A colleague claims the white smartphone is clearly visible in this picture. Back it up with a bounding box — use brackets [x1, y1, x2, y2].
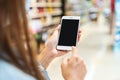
[56, 16, 80, 51]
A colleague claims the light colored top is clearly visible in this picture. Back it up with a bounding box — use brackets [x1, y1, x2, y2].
[0, 59, 50, 80]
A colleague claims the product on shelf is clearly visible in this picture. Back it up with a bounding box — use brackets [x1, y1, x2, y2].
[27, 0, 63, 51]
[65, 0, 91, 24]
[28, 0, 62, 27]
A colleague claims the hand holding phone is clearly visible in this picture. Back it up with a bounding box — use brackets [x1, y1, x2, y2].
[57, 16, 80, 51]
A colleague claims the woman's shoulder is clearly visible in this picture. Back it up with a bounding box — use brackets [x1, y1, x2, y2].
[0, 59, 36, 80]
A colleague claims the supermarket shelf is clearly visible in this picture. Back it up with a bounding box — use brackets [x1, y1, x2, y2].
[28, 0, 63, 52]
[30, 2, 62, 8]
[42, 18, 60, 26]
[65, 0, 90, 25]
[42, 21, 59, 27]
[30, 10, 62, 18]
[41, 22, 60, 31]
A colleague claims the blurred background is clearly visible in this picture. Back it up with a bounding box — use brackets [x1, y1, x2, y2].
[26, 0, 120, 80]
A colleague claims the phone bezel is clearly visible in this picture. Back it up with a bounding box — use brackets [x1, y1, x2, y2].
[56, 16, 80, 51]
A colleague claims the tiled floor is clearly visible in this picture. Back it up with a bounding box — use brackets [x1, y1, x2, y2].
[47, 15, 120, 80]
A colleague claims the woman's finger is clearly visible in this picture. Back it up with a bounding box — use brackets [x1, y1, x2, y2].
[55, 24, 61, 31]
[78, 30, 82, 42]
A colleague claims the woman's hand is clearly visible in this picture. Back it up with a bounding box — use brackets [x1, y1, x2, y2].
[61, 47, 87, 80]
[37, 25, 81, 69]
[45, 25, 68, 58]
[45, 25, 81, 58]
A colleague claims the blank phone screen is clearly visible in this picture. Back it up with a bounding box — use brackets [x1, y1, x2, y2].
[58, 19, 79, 46]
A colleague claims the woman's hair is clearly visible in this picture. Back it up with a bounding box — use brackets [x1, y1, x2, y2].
[0, 0, 45, 80]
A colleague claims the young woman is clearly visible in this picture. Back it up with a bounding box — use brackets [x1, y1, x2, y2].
[0, 0, 86, 80]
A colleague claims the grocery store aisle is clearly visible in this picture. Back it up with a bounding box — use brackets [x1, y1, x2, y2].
[47, 15, 120, 80]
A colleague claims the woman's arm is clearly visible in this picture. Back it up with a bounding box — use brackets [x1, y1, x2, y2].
[37, 25, 81, 69]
